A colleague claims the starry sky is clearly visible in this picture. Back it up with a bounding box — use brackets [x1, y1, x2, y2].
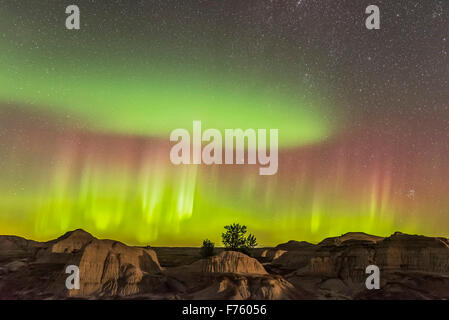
[0, 0, 448, 245]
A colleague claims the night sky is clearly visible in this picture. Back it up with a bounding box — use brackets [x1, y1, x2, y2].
[0, 0, 448, 245]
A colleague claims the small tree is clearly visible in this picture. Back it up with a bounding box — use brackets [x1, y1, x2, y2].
[222, 223, 257, 255]
[200, 239, 215, 258]
[245, 233, 258, 248]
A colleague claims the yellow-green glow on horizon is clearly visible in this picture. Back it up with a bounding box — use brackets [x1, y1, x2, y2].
[0, 145, 445, 246]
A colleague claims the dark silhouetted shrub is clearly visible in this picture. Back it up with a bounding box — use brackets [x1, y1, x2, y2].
[222, 223, 257, 255]
[200, 239, 215, 258]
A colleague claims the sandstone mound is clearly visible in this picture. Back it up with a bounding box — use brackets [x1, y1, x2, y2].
[1, 230, 165, 299]
[319, 232, 384, 246]
[270, 249, 317, 272]
[51, 229, 95, 254]
[70, 239, 162, 297]
[375, 232, 449, 273]
[166, 251, 304, 299]
[193, 251, 268, 275]
[190, 274, 302, 300]
[259, 249, 287, 262]
[0, 235, 43, 259]
[276, 240, 315, 251]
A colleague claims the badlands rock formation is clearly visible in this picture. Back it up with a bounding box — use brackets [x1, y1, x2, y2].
[163, 251, 305, 299]
[0, 230, 163, 298]
[193, 251, 268, 274]
[0, 230, 448, 299]
[271, 232, 449, 299]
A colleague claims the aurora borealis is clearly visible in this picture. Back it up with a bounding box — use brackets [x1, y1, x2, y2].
[0, 0, 448, 245]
